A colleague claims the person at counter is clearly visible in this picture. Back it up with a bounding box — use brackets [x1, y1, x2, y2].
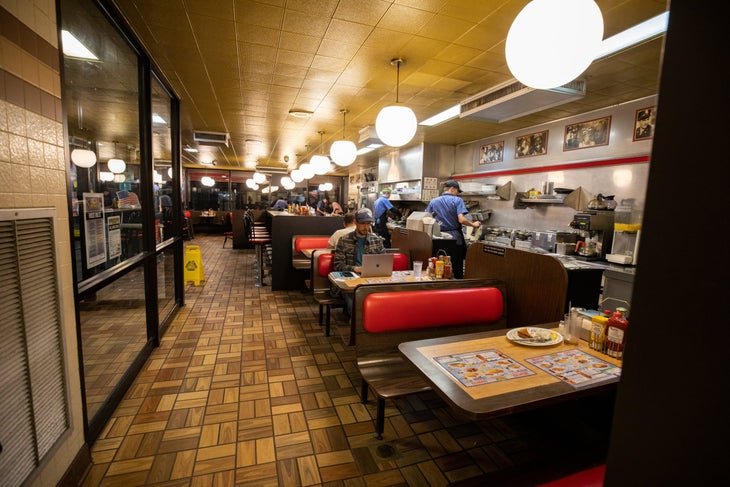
[332, 208, 385, 315]
[316, 196, 333, 216]
[373, 188, 401, 247]
[328, 212, 355, 248]
[331, 201, 344, 215]
[426, 180, 481, 279]
[271, 198, 288, 211]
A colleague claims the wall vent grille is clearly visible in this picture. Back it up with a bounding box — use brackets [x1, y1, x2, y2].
[0, 208, 68, 486]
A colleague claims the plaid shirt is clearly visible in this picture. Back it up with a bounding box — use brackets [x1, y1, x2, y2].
[333, 230, 385, 272]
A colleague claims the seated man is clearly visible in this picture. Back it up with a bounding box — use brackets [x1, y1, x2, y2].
[271, 198, 288, 211]
[332, 208, 385, 315]
[328, 212, 356, 248]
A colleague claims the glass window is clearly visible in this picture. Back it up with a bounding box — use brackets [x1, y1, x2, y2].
[63, 0, 141, 279]
[151, 76, 174, 243]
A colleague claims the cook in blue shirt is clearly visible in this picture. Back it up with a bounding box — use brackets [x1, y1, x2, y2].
[425, 180, 481, 278]
[373, 188, 401, 247]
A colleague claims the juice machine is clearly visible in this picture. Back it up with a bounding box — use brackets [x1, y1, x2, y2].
[568, 210, 615, 260]
[606, 207, 641, 265]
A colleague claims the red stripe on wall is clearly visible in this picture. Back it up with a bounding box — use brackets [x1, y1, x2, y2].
[453, 155, 650, 180]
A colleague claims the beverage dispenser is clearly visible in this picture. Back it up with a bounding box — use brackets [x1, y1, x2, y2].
[606, 206, 641, 265]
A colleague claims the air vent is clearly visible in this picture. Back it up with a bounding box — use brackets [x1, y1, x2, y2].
[460, 79, 586, 123]
[193, 131, 230, 147]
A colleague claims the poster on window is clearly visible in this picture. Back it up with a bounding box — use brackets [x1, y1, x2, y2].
[83, 193, 107, 268]
[107, 215, 121, 259]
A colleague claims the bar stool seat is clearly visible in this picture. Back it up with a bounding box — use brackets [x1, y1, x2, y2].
[245, 211, 271, 286]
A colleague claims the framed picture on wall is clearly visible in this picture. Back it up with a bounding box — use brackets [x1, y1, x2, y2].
[479, 141, 504, 164]
[564, 116, 611, 150]
[515, 131, 548, 158]
[633, 106, 656, 141]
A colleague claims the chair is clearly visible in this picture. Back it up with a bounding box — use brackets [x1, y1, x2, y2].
[311, 249, 344, 336]
[182, 210, 194, 240]
[245, 210, 272, 286]
[223, 212, 233, 247]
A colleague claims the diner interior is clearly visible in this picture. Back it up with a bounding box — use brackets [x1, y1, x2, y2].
[0, 0, 726, 486]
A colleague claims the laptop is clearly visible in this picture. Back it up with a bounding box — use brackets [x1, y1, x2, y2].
[359, 253, 394, 277]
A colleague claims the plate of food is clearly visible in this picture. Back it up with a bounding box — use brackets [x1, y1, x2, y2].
[506, 327, 563, 346]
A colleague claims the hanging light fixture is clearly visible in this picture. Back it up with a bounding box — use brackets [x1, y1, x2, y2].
[375, 58, 417, 147]
[201, 176, 215, 187]
[253, 172, 266, 184]
[330, 109, 357, 166]
[299, 163, 315, 180]
[290, 169, 304, 183]
[99, 171, 114, 182]
[505, 0, 603, 89]
[107, 141, 126, 174]
[71, 148, 97, 168]
[310, 131, 331, 175]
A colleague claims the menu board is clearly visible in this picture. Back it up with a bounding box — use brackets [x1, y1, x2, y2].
[434, 349, 535, 387]
[525, 349, 621, 388]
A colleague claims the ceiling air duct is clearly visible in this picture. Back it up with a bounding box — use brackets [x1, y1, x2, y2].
[459, 79, 586, 123]
[193, 130, 230, 147]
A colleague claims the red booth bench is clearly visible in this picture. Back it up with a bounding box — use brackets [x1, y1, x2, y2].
[352, 278, 507, 438]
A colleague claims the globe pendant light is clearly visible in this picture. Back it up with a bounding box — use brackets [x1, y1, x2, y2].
[310, 131, 331, 175]
[375, 58, 417, 147]
[71, 148, 97, 168]
[330, 109, 357, 166]
[505, 0, 603, 89]
[107, 141, 126, 174]
[300, 162, 315, 180]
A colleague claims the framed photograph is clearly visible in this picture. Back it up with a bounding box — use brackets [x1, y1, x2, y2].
[479, 141, 504, 164]
[633, 106, 656, 141]
[563, 116, 611, 151]
[515, 130, 548, 158]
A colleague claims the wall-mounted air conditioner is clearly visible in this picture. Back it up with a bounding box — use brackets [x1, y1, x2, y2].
[460, 79, 586, 123]
[193, 131, 230, 147]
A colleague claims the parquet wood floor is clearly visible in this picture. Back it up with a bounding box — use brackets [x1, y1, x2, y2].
[83, 234, 614, 487]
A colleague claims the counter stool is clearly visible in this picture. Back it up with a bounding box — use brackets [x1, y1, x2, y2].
[245, 211, 271, 286]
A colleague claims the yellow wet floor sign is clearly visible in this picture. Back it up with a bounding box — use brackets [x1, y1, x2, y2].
[184, 245, 205, 285]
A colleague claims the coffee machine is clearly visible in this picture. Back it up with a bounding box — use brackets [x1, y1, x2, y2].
[569, 210, 615, 260]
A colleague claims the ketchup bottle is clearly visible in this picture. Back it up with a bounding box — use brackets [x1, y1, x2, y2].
[605, 307, 628, 359]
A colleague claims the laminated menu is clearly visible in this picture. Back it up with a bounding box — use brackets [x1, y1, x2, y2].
[434, 349, 536, 387]
[525, 349, 621, 388]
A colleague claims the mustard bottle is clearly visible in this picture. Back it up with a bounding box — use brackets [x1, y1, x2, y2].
[589, 310, 611, 352]
[435, 260, 445, 279]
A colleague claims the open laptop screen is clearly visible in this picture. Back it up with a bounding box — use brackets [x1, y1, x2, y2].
[360, 253, 394, 277]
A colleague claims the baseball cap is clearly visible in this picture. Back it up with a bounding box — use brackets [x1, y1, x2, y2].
[355, 208, 375, 223]
[444, 179, 463, 193]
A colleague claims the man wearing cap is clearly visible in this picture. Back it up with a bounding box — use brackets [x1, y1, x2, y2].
[332, 208, 385, 315]
[373, 188, 401, 247]
[425, 180, 481, 279]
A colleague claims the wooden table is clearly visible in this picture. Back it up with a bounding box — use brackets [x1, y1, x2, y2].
[328, 270, 434, 293]
[398, 327, 622, 420]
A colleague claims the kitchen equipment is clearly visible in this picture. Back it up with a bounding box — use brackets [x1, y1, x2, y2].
[569, 210, 615, 260]
[606, 206, 641, 265]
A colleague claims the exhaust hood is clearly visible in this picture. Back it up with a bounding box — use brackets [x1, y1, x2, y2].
[459, 79, 586, 123]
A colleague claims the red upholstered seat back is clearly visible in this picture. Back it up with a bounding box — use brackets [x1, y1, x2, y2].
[295, 237, 330, 253]
[393, 253, 408, 271]
[362, 287, 504, 333]
[318, 253, 335, 277]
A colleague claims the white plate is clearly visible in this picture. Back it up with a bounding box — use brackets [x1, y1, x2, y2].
[506, 327, 563, 347]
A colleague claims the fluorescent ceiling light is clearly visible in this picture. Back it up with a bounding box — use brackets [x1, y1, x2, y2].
[183, 146, 198, 153]
[595, 12, 669, 59]
[420, 105, 460, 126]
[152, 113, 166, 124]
[61, 30, 98, 60]
[357, 143, 383, 155]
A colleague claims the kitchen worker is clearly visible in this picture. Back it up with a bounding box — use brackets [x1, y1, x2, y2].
[332, 208, 385, 316]
[425, 180, 481, 279]
[373, 188, 401, 247]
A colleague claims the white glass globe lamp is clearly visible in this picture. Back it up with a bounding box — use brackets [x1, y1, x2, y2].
[108, 158, 126, 174]
[310, 154, 330, 175]
[253, 172, 266, 184]
[300, 163, 315, 180]
[505, 0, 603, 89]
[71, 148, 97, 168]
[290, 170, 304, 183]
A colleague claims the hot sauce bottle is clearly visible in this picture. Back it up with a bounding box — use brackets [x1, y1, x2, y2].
[605, 307, 629, 359]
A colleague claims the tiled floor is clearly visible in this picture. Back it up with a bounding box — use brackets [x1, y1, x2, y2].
[82, 234, 614, 486]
